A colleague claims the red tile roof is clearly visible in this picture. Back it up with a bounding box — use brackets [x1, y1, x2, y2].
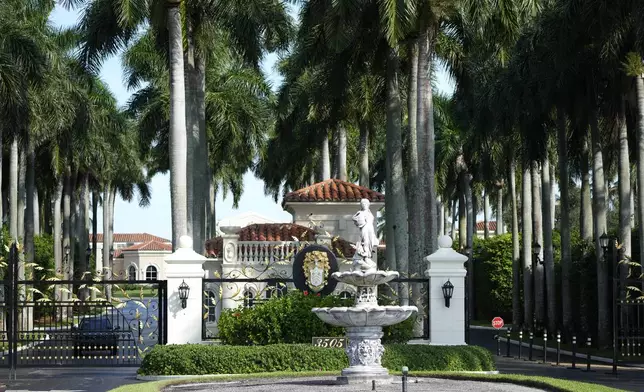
[89, 233, 170, 244]
[120, 240, 172, 252]
[283, 179, 385, 205]
[476, 221, 498, 231]
[204, 223, 355, 259]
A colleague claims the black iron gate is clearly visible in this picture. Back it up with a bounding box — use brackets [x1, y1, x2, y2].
[613, 276, 644, 370]
[1, 243, 167, 375]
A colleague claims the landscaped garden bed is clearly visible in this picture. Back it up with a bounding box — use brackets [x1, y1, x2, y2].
[137, 343, 495, 375]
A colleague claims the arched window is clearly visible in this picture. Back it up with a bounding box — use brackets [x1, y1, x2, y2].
[206, 290, 217, 322]
[128, 266, 137, 282]
[145, 266, 158, 281]
[339, 291, 353, 300]
[243, 289, 255, 308]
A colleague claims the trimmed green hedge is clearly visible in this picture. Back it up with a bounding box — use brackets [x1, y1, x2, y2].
[217, 291, 415, 345]
[138, 344, 495, 375]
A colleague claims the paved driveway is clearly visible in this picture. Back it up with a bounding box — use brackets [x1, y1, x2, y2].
[0, 367, 142, 391]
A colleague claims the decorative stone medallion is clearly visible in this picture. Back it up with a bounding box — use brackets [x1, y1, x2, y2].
[346, 339, 385, 366]
[293, 245, 338, 295]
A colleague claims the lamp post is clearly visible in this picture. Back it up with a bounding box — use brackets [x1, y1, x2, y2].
[531, 241, 542, 330]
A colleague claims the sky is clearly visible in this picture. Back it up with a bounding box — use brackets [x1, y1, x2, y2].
[49, 3, 455, 240]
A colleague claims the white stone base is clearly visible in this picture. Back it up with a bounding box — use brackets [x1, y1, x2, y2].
[337, 366, 393, 385]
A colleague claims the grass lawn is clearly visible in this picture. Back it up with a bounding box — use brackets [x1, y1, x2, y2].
[107, 371, 627, 392]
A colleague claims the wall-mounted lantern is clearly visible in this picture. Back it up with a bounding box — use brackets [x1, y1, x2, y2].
[442, 280, 454, 308]
[178, 280, 190, 309]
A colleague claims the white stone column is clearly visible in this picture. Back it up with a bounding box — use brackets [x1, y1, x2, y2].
[425, 235, 468, 345]
[220, 226, 241, 309]
[164, 235, 207, 344]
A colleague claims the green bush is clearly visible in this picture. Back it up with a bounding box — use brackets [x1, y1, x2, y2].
[138, 344, 495, 375]
[218, 291, 414, 345]
[472, 234, 513, 321]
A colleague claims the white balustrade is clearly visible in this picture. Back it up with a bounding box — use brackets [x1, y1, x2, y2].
[236, 241, 300, 264]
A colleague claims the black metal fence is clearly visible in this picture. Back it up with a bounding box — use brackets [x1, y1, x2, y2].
[1, 243, 167, 374]
[202, 276, 429, 341]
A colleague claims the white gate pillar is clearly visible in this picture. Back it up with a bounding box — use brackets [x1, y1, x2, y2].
[425, 235, 468, 345]
[164, 235, 207, 344]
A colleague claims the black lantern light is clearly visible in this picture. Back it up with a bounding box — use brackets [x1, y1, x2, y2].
[599, 232, 610, 254]
[532, 241, 541, 257]
[178, 280, 190, 309]
[442, 280, 454, 308]
[64, 245, 70, 260]
[86, 245, 92, 257]
[109, 247, 114, 260]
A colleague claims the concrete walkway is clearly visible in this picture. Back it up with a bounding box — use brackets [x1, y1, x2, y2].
[165, 376, 544, 392]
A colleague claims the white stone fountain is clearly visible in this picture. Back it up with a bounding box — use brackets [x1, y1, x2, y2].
[312, 199, 417, 384]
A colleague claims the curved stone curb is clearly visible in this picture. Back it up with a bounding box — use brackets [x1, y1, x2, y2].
[136, 371, 499, 381]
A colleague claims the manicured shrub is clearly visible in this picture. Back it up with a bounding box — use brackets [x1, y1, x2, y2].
[138, 343, 496, 375]
[217, 291, 414, 345]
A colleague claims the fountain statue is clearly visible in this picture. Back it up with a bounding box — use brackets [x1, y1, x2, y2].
[312, 199, 418, 384]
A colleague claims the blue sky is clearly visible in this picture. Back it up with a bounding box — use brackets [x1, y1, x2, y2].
[49, 3, 454, 240]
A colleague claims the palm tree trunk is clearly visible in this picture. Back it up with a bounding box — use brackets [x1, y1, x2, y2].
[450, 198, 457, 238]
[359, 123, 370, 187]
[438, 197, 445, 236]
[208, 179, 216, 239]
[532, 163, 544, 324]
[18, 149, 25, 238]
[24, 133, 35, 265]
[618, 99, 632, 307]
[102, 183, 111, 281]
[459, 193, 466, 248]
[483, 190, 490, 239]
[91, 189, 98, 279]
[557, 106, 572, 332]
[418, 25, 437, 255]
[590, 112, 609, 346]
[542, 155, 556, 333]
[386, 47, 409, 304]
[167, 2, 188, 249]
[464, 173, 474, 320]
[62, 169, 72, 298]
[496, 185, 503, 235]
[522, 162, 533, 328]
[194, 52, 208, 254]
[407, 39, 424, 279]
[320, 134, 330, 180]
[636, 75, 644, 272]
[184, 18, 197, 241]
[53, 178, 63, 308]
[580, 136, 593, 241]
[9, 139, 18, 241]
[510, 155, 521, 325]
[331, 130, 339, 179]
[337, 127, 347, 181]
[33, 189, 39, 235]
[550, 164, 556, 229]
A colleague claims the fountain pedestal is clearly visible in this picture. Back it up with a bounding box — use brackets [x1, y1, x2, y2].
[339, 326, 390, 383]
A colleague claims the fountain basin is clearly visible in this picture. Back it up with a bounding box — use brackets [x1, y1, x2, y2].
[332, 270, 399, 287]
[312, 305, 417, 328]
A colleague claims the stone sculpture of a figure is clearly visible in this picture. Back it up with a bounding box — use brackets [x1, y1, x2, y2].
[351, 199, 379, 271]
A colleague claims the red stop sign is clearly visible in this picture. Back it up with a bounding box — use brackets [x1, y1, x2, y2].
[492, 317, 504, 329]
